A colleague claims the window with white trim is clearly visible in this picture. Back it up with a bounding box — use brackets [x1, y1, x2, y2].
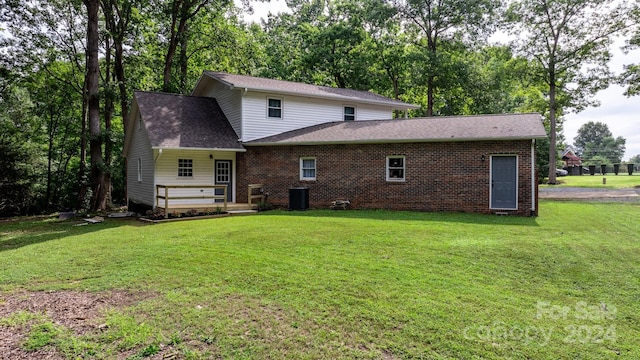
[137, 158, 142, 182]
[268, 98, 282, 118]
[178, 158, 193, 177]
[344, 106, 355, 121]
[300, 157, 316, 181]
[386, 156, 405, 182]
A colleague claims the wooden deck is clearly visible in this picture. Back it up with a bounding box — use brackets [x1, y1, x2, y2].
[157, 202, 258, 214]
[155, 184, 265, 218]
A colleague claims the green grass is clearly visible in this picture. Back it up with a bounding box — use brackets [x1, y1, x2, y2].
[1, 203, 639, 359]
[541, 173, 640, 189]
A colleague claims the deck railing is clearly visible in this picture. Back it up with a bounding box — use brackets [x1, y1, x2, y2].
[248, 184, 265, 206]
[156, 184, 227, 218]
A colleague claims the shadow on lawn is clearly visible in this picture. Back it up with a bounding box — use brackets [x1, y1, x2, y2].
[263, 209, 541, 227]
[0, 217, 145, 253]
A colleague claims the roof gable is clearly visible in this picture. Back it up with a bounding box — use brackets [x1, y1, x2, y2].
[244, 113, 547, 145]
[201, 71, 419, 110]
[133, 91, 244, 150]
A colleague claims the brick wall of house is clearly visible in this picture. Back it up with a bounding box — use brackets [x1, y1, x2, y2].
[237, 140, 537, 216]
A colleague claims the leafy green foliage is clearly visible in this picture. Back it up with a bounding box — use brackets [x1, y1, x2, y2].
[506, 0, 635, 183]
[620, 9, 640, 96]
[0, 85, 43, 216]
[574, 121, 626, 164]
[400, 0, 502, 116]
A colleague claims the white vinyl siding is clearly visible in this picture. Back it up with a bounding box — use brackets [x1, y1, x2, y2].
[126, 113, 155, 206]
[241, 92, 393, 141]
[191, 78, 242, 139]
[300, 157, 316, 180]
[155, 149, 237, 205]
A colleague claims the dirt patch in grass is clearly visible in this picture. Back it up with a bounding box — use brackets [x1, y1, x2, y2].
[0, 290, 152, 359]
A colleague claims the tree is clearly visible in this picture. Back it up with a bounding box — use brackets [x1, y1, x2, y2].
[158, 0, 237, 92]
[574, 121, 612, 153]
[628, 154, 640, 170]
[574, 121, 626, 164]
[83, 0, 109, 210]
[361, 0, 407, 102]
[258, 0, 376, 90]
[28, 63, 84, 211]
[1, 0, 94, 211]
[0, 82, 42, 216]
[506, 0, 636, 184]
[397, 0, 502, 116]
[101, 0, 138, 131]
[620, 29, 640, 96]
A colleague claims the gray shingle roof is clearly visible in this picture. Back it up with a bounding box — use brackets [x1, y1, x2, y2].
[244, 113, 547, 145]
[135, 91, 244, 150]
[203, 71, 420, 110]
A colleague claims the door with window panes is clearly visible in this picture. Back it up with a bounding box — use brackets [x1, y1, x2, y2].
[215, 160, 232, 202]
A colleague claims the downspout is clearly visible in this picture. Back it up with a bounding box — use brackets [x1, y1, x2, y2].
[531, 139, 536, 216]
[154, 148, 163, 163]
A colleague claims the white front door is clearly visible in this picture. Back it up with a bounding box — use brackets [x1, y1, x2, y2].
[215, 160, 232, 202]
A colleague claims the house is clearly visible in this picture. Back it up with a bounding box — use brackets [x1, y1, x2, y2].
[123, 72, 547, 216]
[561, 146, 583, 175]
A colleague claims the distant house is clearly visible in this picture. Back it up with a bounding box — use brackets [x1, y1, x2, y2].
[561, 146, 583, 175]
[123, 72, 547, 216]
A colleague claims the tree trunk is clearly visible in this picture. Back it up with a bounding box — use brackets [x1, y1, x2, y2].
[84, 0, 106, 211]
[115, 42, 128, 129]
[102, 0, 132, 204]
[45, 115, 54, 212]
[548, 73, 557, 185]
[162, 1, 209, 92]
[426, 75, 434, 117]
[179, 23, 189, 94]
[104, 37, 114, 209]
[163, 35, 179, 91]
[426, 33, 437, 117]
[163, 0, 183, 92]
[76, 83, 88, 210]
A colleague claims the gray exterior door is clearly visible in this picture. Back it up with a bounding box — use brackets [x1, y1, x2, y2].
[491, 156, 517, 209]
[215, 160, 232, 202]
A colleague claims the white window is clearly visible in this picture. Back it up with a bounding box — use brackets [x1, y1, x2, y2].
[344, 106, 355, 121]
[268, 98, 282, 118]
[178, 158, 193, 177]
[300, 157, 316, 181]
[137, 158, 142, 182]
[386, 156, 405, 182]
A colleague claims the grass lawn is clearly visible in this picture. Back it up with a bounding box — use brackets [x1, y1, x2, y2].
[1, 202, 639, 359]
[540, 173, 640, 189]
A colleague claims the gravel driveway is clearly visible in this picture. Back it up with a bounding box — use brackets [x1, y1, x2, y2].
[539, 187, 640, 202]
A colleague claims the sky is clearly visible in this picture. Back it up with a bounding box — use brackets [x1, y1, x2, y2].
[238, 0, 640, 161]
